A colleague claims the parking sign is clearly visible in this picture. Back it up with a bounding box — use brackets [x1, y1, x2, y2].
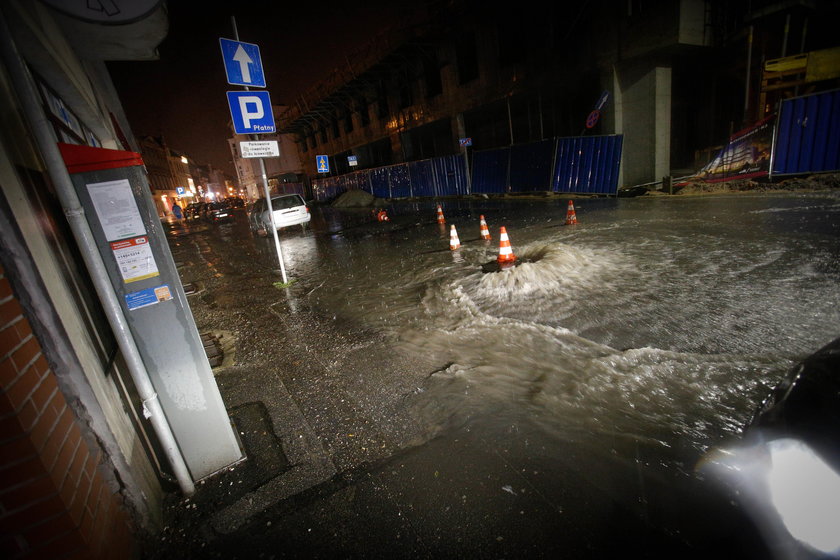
[226, 91, 275, 134]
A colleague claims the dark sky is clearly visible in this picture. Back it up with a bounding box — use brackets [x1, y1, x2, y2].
[107, 1, 410, 176]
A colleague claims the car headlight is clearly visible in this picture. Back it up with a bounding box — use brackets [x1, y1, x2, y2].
[700, 436, 840, 557]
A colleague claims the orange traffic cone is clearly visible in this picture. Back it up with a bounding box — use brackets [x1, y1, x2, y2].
[497, 227, 516, 265]
[479, 215, 491, 240]
[378, 209, 389, 222]
[565, 200, 578, 225]
[436, 204, 446, 224]
[449, 225, 461, 250]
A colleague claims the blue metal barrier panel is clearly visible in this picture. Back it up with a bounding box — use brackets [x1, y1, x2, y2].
[388, 164, 411, 198]
[407, 160, 434, 198]
[510, 140, 555, 192]
[774, 89, 840, 176]
[472, 148, 509, 194]
[432, 154, 469, 197]
[369, 168, 390, 198]
[552, 135, 623, 194]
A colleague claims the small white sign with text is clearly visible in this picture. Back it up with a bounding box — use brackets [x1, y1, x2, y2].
[240, 140, 280, 158]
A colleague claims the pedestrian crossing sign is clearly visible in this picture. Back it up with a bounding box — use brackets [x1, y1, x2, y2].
[316, 155, 329, 173]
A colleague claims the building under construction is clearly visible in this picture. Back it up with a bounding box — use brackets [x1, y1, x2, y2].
[275, 0, 840, 190]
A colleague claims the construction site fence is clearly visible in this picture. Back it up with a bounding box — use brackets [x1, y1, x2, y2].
[312, 134, 623, 203]
[772, 88, 840, 176]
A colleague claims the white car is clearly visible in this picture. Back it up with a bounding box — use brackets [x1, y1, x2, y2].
[248, 194, 310, 235]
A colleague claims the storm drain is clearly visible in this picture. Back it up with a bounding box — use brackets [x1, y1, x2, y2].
[201, 332, 224, 367]
[183, 282, 203, 295]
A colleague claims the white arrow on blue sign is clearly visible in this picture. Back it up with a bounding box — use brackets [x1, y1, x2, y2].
[316, 155, 329, 173]
[227, 91, 276, 134]
[219, 38, 266, 88]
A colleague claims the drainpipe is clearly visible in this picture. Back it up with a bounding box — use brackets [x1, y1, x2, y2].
[0, 9, 195, 495]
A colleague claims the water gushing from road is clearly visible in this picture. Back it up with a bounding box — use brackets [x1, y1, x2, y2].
[303, 194, 840, 479]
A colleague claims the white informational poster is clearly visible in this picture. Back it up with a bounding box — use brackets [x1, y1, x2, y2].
[86, 179, 147, 241]
[110, 236, 159, 283]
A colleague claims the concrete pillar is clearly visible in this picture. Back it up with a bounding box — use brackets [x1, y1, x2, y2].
[611, 63, 672, 187]
[654, 66, 672, 181]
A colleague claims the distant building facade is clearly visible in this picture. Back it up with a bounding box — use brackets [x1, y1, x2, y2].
[278, 0, 840, 188]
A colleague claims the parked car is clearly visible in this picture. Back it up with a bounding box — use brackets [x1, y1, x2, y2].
[184, 202, 205, 220]
[224, 196, 245, 209]
[700, 336, 840, 558]
[205, 202, 234, 224]
[248, 194, 310, 235]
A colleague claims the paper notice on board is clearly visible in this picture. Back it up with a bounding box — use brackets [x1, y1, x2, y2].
[87, 179, 147, 241]
[110, 236, 159, 283]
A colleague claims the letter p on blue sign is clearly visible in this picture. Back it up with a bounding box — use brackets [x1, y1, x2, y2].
[227, 91, 275, 134]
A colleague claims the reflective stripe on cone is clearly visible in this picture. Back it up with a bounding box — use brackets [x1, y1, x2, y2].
[497, 226, 516, 264]
[565, 200, 578, 225]
[479, 215, 491, 240]
[450, 224, 461, 250]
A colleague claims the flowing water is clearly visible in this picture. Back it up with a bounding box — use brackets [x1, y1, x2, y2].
[283, 193, 840, 481]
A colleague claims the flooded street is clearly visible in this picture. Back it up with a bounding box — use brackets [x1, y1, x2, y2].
[167, 192, 840, 557]
[301, 194, 839, 455]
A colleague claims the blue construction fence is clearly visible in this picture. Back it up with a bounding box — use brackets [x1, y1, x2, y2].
[773, 88, 840, 176]
[312, 134, 623, 203]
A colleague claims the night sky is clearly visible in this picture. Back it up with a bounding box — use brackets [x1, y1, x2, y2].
[107, 1, 410, 176]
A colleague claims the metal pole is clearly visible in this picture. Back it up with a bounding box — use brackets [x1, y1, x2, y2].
[795, 17, 808, 96]
[463, 146, 472, 195]
[506, 94, 514, 145]
[744, 25, 753, 123]
[0, 8, 195, 495]
[781, 13, 790, 58]
[232, 17, 287, 283]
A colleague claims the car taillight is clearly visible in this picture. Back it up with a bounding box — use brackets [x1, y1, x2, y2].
[305, 206, 310, 213]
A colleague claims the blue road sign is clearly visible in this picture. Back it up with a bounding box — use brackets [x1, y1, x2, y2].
[219, 38, 266, 87]
[316, 155, 329, 173]
[459, 137, 472, 147]
[227, 91, 275, 134]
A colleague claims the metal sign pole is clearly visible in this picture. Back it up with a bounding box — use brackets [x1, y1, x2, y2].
[232, 17, 287, 283]
[260, 157, 287, 283]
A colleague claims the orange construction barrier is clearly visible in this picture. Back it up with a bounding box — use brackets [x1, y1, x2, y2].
[497, 226, 516, 265]
[449, 225, 461, 250]
[436, 204, 446, 224]
[565, 200, 578, 225]
[479, 215, 491, 240]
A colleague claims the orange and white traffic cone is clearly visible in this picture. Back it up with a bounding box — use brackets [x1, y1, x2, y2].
[479, 215, 491, 240]
[378, 209, 389, 222]
[497, 227, 516, 265]
[449, 225, 461, 250]
[436, 204, 446, 224]
[565, 200, 578, 225]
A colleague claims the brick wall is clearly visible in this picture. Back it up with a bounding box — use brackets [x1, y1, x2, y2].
[0, 264, 137, 559]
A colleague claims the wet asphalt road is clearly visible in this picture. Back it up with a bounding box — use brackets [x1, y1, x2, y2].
[146, 193, 840, 559]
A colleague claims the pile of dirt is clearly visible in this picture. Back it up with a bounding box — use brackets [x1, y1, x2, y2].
[331, 189, 387, 208]
[670, 173, 840, 196]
